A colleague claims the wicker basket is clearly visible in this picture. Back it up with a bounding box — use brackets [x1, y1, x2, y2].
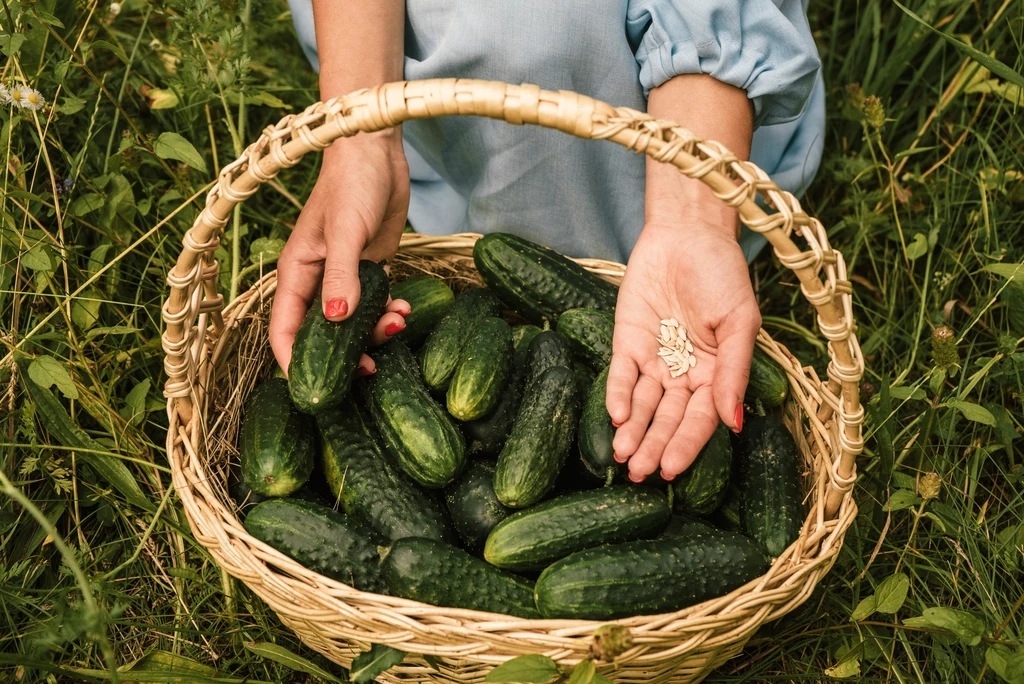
[162, 79, 865, 683]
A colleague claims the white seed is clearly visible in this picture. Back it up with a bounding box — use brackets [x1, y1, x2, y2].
[685, 341, 693, 353]
[688, 355, 697, 368]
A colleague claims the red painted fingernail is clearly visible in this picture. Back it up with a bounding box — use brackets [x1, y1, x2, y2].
[734, 403, 744, 433]
[628, 472, 644, 484]
[324, 298, 348, 319]
[398, 307, 411, 317]
[355, 365, 375, 377]
[385, 322, 405, 336]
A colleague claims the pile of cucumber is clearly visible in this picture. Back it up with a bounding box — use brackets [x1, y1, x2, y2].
[235, 233, 804, 620]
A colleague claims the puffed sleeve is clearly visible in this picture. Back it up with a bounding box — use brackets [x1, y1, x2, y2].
[626, 0, 821, 127]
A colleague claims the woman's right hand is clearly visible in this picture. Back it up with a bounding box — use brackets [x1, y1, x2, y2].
[269, 130, 412, 376]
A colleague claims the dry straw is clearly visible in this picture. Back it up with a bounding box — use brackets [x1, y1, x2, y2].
[161, 79, 865, 683]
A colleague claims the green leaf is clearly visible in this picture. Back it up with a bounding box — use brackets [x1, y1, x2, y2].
[56, 96, 86, 115]
[145, 88, 179, 110]
[984, 262, 1024, 282]
[423, 655, 440, 671]
[71, 291, 102, 331]
[123, 650, 216, 677]
[824, 643, 862, 679]
[905, 232, 929, 261]
[154, 132, 208, 172]
[874, 573, 910, 613]
[886, 489, 921, 512]
[22, 244, 55, 272]
[850, 595, 877, 622]
[32, 10, 65, 27]
[946, 399, 996, 426]
[121, 378, 151, 427]
[903, 607, 986, 646]
[248, 91, 292, 109]
[892, 1, 1024, 89]
[244, 642, 344, 683]
[567, 659, 595, 684]
[486, 655, 560, 683]
[592, 674, 613, 684]
[890, 386, 926, 401]
[929, 368, 946, 396]
[249, 237, 285, 265]
[86, 326, 139, 341]
[70, 193, 105, 217]
[0, 33, 26, 57]
[350, 644, 405, 684]
[29, 356, 78, 400]
[893, 146, 938, 163]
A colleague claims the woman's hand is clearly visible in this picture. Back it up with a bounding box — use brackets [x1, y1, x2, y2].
[269, 132, 411, 376]
[606, 218, 761, 482]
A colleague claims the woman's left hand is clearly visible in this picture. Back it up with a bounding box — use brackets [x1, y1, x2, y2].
[606, 217, 761, 482]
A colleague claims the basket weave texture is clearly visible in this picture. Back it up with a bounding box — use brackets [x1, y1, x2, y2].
[161, 79, 865, 683]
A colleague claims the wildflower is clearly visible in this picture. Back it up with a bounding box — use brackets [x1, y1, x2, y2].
[863, 95, 886, 130]
[919, 472, 941, 501]
[0, 84, 10, 105]
[930, 325, 960, 370]
[845, 83, 866, 110]
[19, 87, 44, 111]
[8, 85, 25, 106]
[109, 2, 122, 16]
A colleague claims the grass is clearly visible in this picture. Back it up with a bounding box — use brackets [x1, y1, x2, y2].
[0, 0, 1022, 681]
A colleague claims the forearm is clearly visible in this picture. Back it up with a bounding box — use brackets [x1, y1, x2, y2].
[645, 75, 753, 238]
[313, 0, 404, 98]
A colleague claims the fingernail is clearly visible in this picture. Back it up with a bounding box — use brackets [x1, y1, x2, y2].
[661, 471, 676, 482]
[613, 452, 627, 464]
[324, 298, 348, 319]
[734, 403, 744, 433]
[397, 307, 411, 317]
[628, 472, 644, 484]
[611, 419, 622, 428]
[355, 365, 375, 377]
[385, 322, 405, 337]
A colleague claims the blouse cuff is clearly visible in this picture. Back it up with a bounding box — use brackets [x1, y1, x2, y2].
[627, 0, 821, 128]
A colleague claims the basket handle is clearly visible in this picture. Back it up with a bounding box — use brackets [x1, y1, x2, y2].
[161, 79, 864, 517]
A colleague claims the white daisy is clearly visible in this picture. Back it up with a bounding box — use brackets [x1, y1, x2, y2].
[8, 85, 24, 106]
[0, 84, 10, 105]
[19, 87, 44, 111]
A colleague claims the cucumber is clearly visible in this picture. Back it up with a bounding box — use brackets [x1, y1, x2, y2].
[557, 308, 614, 371]
[389, 276, 455, 347]
[535, 529, 769, 619]
[380, 537, 540, 618]
[577, 367, 625, 484]
[288, 260, 389, 414]
[710, 485, 743, 532]
[473, 233, 618, 324]
[484, 485, 670, 571]
[240, 379, 316, 497]
[494, 365, 580, 508]
[447, 317, 513, 421]
[243, 499, 387, 593]
[444, 460, 511, 550]
[511, 324, 544, 352]
[522, 330, 574, 391]
[421, 288, 503, 391]
[735, 414, 804, 557]
[319, 402, 455, 542]
[363, 339, 466, 488]
[573, 361, 596, 404]
[671, 423, 732, 516]
[746, 347, 789, 408]
[658, 514, 717, 539]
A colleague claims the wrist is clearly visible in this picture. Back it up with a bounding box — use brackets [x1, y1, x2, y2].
[645, 182, 741, 241]
[323, 129, 404, 167]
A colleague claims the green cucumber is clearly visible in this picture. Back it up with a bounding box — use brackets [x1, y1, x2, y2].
[494, 365, 580, 508]
[511, 324, 544, 351]
[319, 403, 455, 542]
[746, 347, 789, 408]
[671, 423, 732, 516]
[710, 485, 743, 531]
[577, 367, 624, 484]
[473, 233, 618, 324]
[243, 499, 386, 593]
[363, 339, 466, 488]
[240, 379, 316, 497]
[573, 361, 596, 404]
[523, 330, 574, 391]
[447, 317, 513, 421]
[557, 308, 614, 371]
[380, 537, 540, 618]
[288, 260, 389, 414]
[445, 460, 511, 551]
[389, 276, 455, 347]
[484, 485, 670, 571]
[421, 288, 503, 391]
[658, 514, 717, 539]
[535, 529, 769, 619]
[736, 414, 804, 557]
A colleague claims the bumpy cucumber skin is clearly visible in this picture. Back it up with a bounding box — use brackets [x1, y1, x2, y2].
[658, 514, 717, 539]
[243, 499, 387, 593]
[363, 340, 467, 488]
[577, 367, 625, 483]
[288, 261, 389, 414]
[389, 276, 455, 347]
[421, 288, 503, 391]
[461, 326, 537, 456]
[736, 414, 804, 557]
[318, 403, 455, 543]
[573, 362, 596, 404]
[522, 330, 574, 391]
[710, 484, 743, 531]
[240, 379, 316, 497]
[558, 308, 615, 371]
[444, 460, 511, 550]
[746, 347, 789, 408]
[473, 233, 618, 324]
[671, 423, 732, 516]
[494, 365, 580, 508]
[380, 537, 540, 618]
[447, 317, 513, 421]
[484, 485, 670, 571]
[535, 529, 769, 619]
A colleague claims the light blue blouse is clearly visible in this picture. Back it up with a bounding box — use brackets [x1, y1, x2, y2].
[288, 0, 824, 264]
